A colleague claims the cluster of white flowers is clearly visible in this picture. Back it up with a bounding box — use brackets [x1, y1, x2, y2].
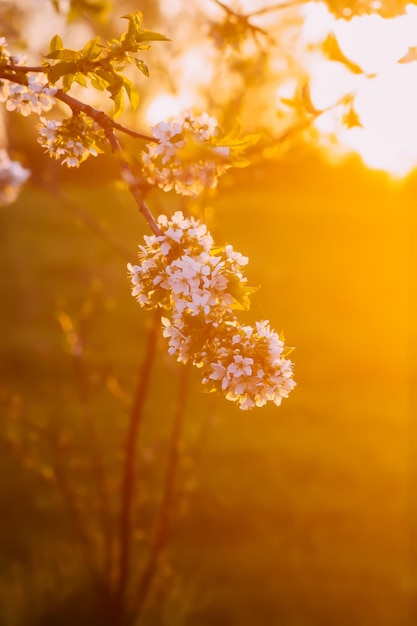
[0, 149, 30, 206]
[2, 74, 56, 117]
[142, 111, 231, 196]
[37, 115, 105, 167]
[0, 37, 56, 117]
[128, 211, 295, 410]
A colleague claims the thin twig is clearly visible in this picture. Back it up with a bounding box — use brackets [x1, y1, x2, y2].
[212, 0, 241, 17]
[114, 310, 160, 613]
[0, 66, 162, 235]
[2, 64, 47, 72]
[103, 127, 162, 236]
[0, 67, 157, 142]
[213, 0, 306, 18]
[211, 0, 269, 37]
[272, 90, 356, 146]
[249, 0, 308, 16]
[133, 364, 189, 621]
[54, 89, 156, 141]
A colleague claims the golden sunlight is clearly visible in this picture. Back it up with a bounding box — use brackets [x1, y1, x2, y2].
[305, 3, 417, 176]
[147, 1, 417, 177]
[145, 43, 214, 124]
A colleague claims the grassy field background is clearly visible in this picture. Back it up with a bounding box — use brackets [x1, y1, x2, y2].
[0, 151, 411, 625]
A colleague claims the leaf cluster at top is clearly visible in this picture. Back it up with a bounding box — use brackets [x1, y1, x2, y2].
[44, 11, 169, 116]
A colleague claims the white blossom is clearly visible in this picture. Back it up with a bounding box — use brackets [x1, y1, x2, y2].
[5, 74, 56, 117]
[37, 115, 105, 167]
[142, 111, 231, 196]
[0, 149, 30, 206]
[128, 211, 296, 410]
[202, 319, 295, 410]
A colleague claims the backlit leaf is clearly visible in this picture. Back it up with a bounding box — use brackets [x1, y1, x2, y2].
[49, 34, 63, 52]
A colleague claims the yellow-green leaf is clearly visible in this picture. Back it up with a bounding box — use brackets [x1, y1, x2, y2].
[49, 34, 63, 52]
[122, 76, 139, 110]
[82, 37, 101, 60]
[134, 58, 149, 77]
[111, 88, 124, 117]
[46, 48, 82, 61]
[135, 30, 170, 43]
[48, 61, 77, 84]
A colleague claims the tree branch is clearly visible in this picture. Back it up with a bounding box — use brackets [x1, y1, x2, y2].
[114, 310, 160, 614]
[54, 89, 157, 142]
[133, 363, 189, 621]
[0, 66, 157, 142]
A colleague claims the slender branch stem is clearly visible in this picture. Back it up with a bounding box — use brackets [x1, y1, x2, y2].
[213, 0, 306, 18]
[211, 0, 269, 37]
[114, 310, 160, 612]
[132, 364, 189, 621]
[54, 89, 157, 142]
[249, 0, 308, 15]
[0, 66, 157, 142]
[212, 0, 241, 17]
[272, 90, 356, 146]
[103, 128, 162, 236]
[2, 64, 47, 72]
[38, 80, 162, 234]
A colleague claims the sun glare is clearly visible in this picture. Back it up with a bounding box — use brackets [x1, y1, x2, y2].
[305, 3, 417, 176]
[147, 2, 417, 177]
[146, 94, 194, 125]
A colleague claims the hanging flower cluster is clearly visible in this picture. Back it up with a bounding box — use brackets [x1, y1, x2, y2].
[128, 211, 295, 410]
[0, 149, 30, 206]
[38, 114, 106, 167]
[141, 111, 231, 196]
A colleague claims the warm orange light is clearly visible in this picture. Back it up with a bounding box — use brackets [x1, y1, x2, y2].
[305, 3, 417, 176]
[146, 94, 193, 125]
[147, 1, 417, 177]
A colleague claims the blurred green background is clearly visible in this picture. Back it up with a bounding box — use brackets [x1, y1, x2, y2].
[0, 147, 411, 625]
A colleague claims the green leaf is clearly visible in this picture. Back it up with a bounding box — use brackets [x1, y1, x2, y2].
[343, 103, 363, 128]
[62, 73, 75, 91]
[229, 282, 258, 311]
[135, 30, 170, 43]
[323, 32, 365, 75]
[48, 61, 78, 84]
[122, 76, 139, 110]
[49, 34, 63, 52]
[121, 10, 143, 27]
[89, 73, 108, 90]
[122, 11, 144, 44]
[111, 87, 124, 117]
[95, 67, 117, 85]
[300, 82, 322, 115]
[134, 58, 149, 77]
[82, 37, 101, 60]
[73, 72, 87, 87]
[46, 48, 83, 61]
[280, 83, 321, 116]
